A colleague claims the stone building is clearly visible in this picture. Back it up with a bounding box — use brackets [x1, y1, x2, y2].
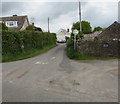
[98, 21, 120, 41]
[76, 21, 120, 57]
[84, 31, 102, 40]
[0, 15, 29, 30]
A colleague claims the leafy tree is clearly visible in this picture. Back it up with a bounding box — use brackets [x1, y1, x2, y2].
[26, 25, 42, 32]
[26, 25, 33, 30]
[0, 23, 8, 30]
[70, 32, 74, 39]
[35, 27, 42, 32]
[93, 26, 103, 32]
[26, 25, 34, 31]
[103, 28, 106, 31]
[72, 21, 92, 34]
[77, 32, 84, 39]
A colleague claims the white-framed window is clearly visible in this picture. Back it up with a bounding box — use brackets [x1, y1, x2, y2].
[5, 21, 18, 27]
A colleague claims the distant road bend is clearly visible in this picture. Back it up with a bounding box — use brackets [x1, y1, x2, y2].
[3, 44, 118, 102]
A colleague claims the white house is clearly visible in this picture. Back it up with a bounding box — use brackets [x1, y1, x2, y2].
[57, 29, 70, 42]
[0, 15, 29, 30]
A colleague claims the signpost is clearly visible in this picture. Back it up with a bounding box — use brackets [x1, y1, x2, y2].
[73, 29, 79, 50]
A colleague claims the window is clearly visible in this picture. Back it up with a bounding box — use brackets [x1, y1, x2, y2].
[5, 21, 18, 27]
[9, 22, 14, 26]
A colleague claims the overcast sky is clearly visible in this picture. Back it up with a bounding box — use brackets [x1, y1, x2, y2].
[1, 1, 118, 33]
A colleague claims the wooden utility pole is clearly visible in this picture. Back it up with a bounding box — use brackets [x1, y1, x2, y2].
[79, 1, 82, 32]
[48, 17, 50, 32]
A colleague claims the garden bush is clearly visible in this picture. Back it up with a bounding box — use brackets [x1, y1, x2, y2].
[0, 23, 8, 30]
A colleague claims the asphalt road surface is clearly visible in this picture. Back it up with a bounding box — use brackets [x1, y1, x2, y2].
[2, 44, 118, 102]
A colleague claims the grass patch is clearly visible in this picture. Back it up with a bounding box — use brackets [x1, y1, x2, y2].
[2, 44, 57, 63]
[66, 46, 117, 60]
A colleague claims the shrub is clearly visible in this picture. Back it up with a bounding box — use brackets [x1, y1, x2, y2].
[93, 26, 103, 32]
[67, 46, 80, 59]
[26, 25, 42, 32]
[26, 25, 34, 31]
[0, 23, 8, 30]
[67, 37, 74, 48]
[77, 32, 84, 39]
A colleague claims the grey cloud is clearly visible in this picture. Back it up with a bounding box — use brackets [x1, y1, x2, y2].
[1, 2, 118, 33]
[26, 2, 79, 23]
[1, 2, 24, 16]
[82, 2, 117, 29]
[1, 2, 87, 22]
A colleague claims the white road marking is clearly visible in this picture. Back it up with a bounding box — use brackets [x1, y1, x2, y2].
[42, 62, 48, 65]
[9, 80, 13, 84]
[35, 62, 41, 64]
[51, 57, 56, 60]
[35, 61, 48, 65]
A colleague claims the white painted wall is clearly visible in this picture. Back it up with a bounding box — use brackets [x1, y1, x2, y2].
[57, 35, 66, 42]
[56, 29, 70, 42]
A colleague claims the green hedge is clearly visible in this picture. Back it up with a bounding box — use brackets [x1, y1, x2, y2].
[2, 30, 56, 56]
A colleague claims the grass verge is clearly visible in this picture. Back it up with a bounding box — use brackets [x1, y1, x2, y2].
[66, 46, 117, 60]
[2, 44, 57, 63]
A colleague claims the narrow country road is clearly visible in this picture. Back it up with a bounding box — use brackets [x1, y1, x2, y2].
[2, 44, 118, 102]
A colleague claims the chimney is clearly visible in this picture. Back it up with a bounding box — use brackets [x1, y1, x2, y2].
[13, 14, 17, 17]
[32, 23, 34, 26]
[67, 28, 69, 32]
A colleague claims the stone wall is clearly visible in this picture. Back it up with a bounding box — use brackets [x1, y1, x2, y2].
[76, 40, 119, 57]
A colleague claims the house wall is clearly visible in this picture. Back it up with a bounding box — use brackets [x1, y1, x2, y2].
[20, 18, 29, 30]
[57, 35, 66, 42]
[57, 32, 66, 42]
[76, 40, 119, 57]
[57, 31, 70, 42]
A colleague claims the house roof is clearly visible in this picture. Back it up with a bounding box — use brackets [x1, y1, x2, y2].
[0, 15, 29, 30]
[98, 21, 120, 41]
[57, 29, 70, 36]
[84, 31, 102, 40]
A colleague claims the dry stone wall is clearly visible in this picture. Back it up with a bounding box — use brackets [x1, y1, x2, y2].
[76, 40, 119, 57]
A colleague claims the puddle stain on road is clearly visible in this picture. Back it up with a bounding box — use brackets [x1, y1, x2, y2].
[59, 50, 75, 74]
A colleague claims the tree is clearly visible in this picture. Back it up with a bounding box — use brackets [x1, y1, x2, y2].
[0, 23, 8, 30]
[35, 27, 42, 32]
[77, 32, 84, 39]
[26, 25, 42, 32]
[72, 21, 92, 34]
[26, 25, 34, 31]
[93, 26, 103, 32]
